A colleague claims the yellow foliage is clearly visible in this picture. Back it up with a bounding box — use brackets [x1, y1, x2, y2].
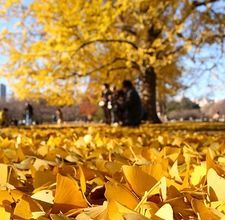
[0, 123, 223, 219]
[1, 0, 223, 104]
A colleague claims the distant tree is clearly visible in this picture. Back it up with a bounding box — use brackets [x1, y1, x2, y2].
[0, 99, 81, 123]
[202, 100, 225, 116]
[168, 109, 203, 121]
[166, 97, 200, 113]
[79, 97, 98, 120]
[180, 98, 200, 110]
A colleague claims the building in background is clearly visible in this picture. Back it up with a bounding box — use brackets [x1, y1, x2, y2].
[0, 84, 6, 101]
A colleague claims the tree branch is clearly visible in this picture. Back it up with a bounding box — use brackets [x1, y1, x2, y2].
[192, 0, 220, 8]
[107, 66, 128, 74]
[86, 57, 127, 75]
[76, 39, 138, 52]
[114, 24, 137, 36]
[58, 57, 127, 80]
[176, 0, 220, 27]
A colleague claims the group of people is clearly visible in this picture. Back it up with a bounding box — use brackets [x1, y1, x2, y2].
[0, 103, 63, 126]
[1, 80, 143, 127]
[100, 80, 143, 126]
[0, 103, 34, 126]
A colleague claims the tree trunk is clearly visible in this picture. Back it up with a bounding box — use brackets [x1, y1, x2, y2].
[141, 67, 161, 123]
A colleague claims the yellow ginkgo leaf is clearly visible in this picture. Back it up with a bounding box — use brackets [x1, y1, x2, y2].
[78, 166, 86, 193]
[169, 160, 182, 183]
[166, 185, 195, 218]
[122, 165, 157, 197]
[207, 168, 225, 201]
[0, 164, 8, 187]
[206, 149, 224, 175]
[83, 134, 92, 144]
[0, 190, 23, 205]
[141, 161, 167, 181]
[105, 161, 123, 176]
[123, 213, 150, 220]
[50, 214, 71, 220]
[0, 207, 11, 220]
[81, 201, 108, 219]
[191, 199, 223, 220]
[160, 177, 167, 201]
[154, 203, 173, 220]
[14, 195, 43, 220]
[190, 164, 206, 186]
[33, 170, 56, 189]
[31, 190, 54, 204]
[105, 181, 139, 209]
[75, 213, 92, 220]
[107, 201, 140, 220]
[52, 174, 88, 213]
[160, 146, 180, 162]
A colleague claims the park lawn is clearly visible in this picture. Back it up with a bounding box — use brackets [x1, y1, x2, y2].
[0, 123, 225, 219]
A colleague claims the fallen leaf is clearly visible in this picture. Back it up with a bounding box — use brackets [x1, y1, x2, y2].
[52, 174, 88, 213]
[207, 168, 225, 201]
[122, 165, 157, 196]
[105, 181, 139, 209]
[154, 203, 173, 220]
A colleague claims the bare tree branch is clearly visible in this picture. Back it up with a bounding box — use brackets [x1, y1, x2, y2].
[76, 39, 138, 52]
[192, 0, 220, 8]
[107, 66, 127, 75]
[58, 57, 127, 80]
[86, 57, 127, 75]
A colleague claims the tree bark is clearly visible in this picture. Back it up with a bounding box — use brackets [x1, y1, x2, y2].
[141, 67, 161, 123]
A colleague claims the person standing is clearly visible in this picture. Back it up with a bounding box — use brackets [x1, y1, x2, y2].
[110, 85, 119, 124]
[122, 80, 143, 126]
[111, 89, 125, 124]
[24, 103, 33, 125]
[100, 83, 112, 124]
[55, 108, 63, 124]
[0, 108, 9, 126]
[212, 111, 220, 121]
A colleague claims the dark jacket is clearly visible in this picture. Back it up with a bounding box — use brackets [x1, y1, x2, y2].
[101, 89, 112, 108]
[25, 104, 33, 117]
[123, 88, 142, 126]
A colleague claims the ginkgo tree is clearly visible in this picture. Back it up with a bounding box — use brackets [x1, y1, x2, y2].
[0, 0, 224, 122]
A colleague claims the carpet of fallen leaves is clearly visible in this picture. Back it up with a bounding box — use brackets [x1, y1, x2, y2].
[0, 122, 225, 220]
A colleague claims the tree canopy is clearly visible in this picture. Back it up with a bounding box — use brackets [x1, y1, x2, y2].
[166, 97, 200, 113]
[0, 0, 224, 109]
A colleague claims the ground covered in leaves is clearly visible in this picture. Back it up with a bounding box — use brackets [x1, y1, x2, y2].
[0, 122, 225, 220]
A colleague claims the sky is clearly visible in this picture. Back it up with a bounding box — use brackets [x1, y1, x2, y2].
[177, 43, 225, 101]
[0, 0, 224, 102]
